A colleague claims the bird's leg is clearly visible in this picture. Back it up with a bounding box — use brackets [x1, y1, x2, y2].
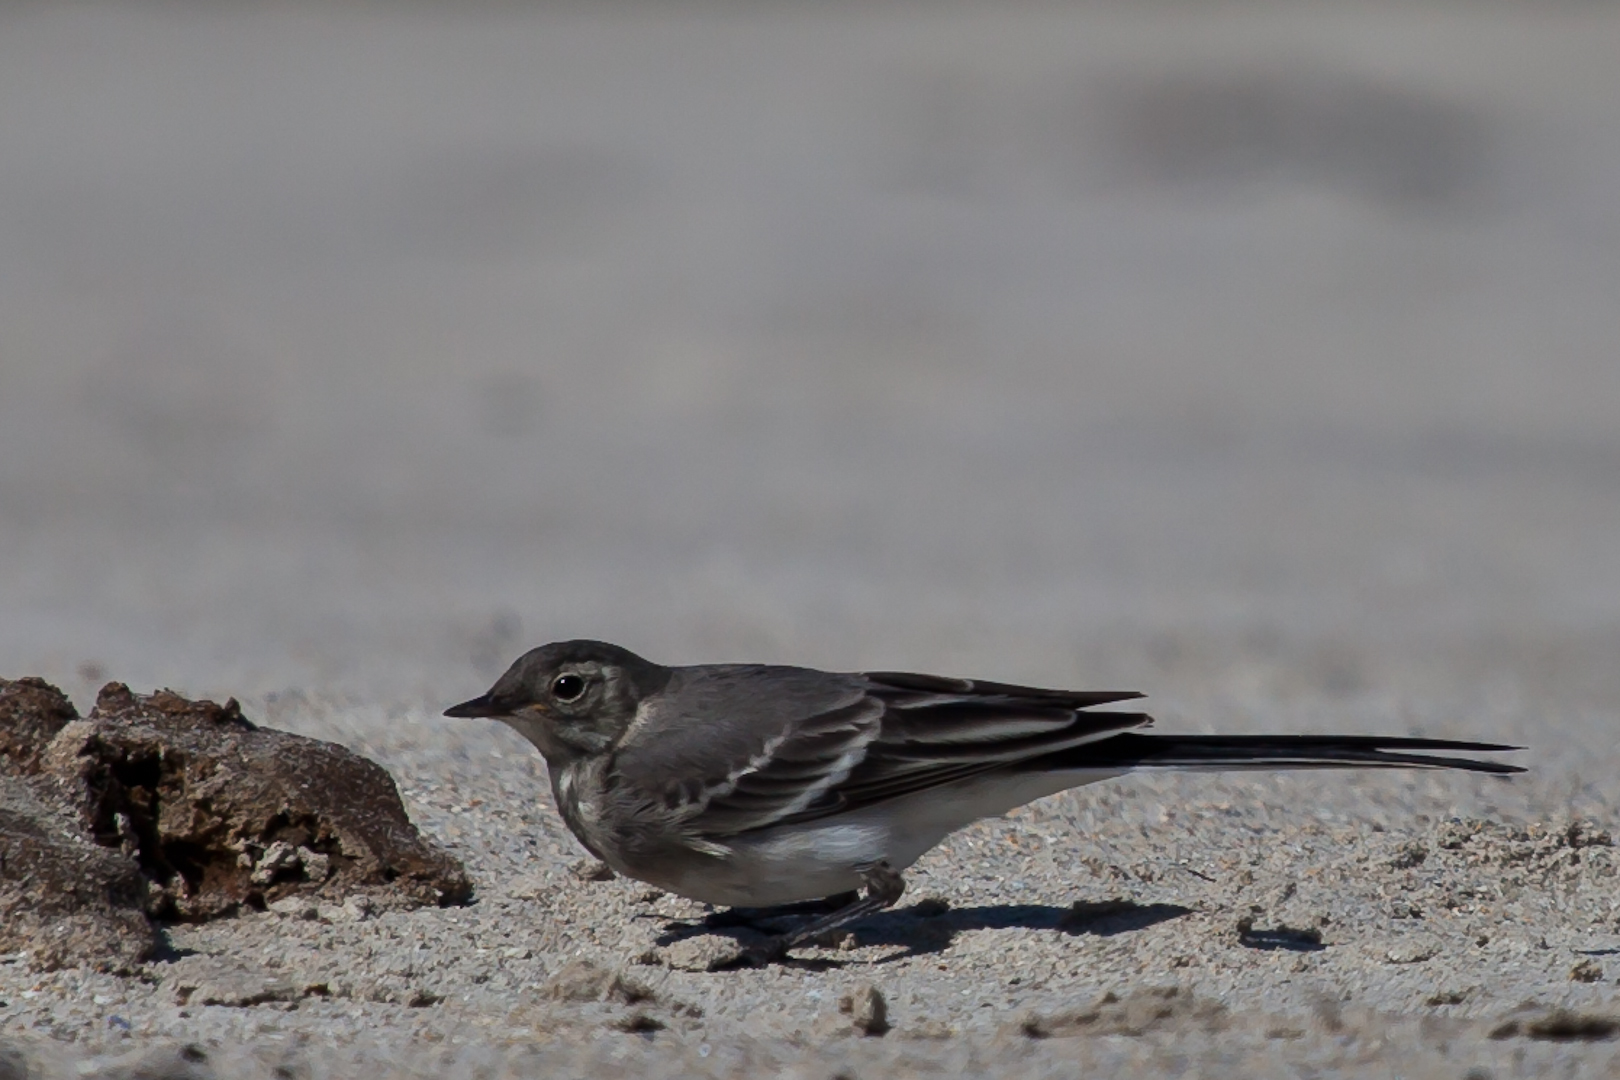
[748, 862, 905, 963]
[815, 889, 862, 912]
[707, 890, 859, 929]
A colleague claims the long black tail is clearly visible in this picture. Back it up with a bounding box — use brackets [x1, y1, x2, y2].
[1052, 733, 1525, 775]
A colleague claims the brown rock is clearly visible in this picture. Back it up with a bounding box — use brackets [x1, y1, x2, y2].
[3, 676, 470, 927]
[36, 681, 471, 919]
[568, 858, 616, 883]
[1384, 938, 1442, 964]
[0, 772, 158, 972]
[0, 677, 79, 774]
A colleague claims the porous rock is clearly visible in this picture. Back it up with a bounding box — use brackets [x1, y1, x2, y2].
[51, 682, 472, 918]
[0, 676, 469, 958]
[0, 677, 79, 774]
[0, 771, 158, 972]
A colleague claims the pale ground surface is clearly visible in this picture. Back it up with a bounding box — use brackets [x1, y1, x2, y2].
[3, 1, 1620, 1076]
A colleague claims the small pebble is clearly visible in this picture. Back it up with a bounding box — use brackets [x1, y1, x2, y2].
[569, 859, 616, 883]
[839, 983, 890, 1036]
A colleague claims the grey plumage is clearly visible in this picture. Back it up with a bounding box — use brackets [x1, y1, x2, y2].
[445, 639, 1523, 961]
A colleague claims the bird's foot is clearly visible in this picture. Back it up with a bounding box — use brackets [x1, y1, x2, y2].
[747, 862, 906, 963]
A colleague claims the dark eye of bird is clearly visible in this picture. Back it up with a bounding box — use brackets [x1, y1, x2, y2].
[550, 674, 586, 702]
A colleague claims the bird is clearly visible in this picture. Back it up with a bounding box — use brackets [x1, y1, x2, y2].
[444, 639, 1523, 960]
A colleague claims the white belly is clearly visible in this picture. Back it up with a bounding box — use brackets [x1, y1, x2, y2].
[667, 768, 1125, 907]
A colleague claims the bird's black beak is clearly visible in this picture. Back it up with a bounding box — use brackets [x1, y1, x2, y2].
[443, 693, 504, 719]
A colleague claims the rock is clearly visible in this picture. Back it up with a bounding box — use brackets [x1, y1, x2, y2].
[0, 675, 469, 968]
[0, 771, 157, 972]
[1570, 958, 1604, 983]
[172, 969, 300, 1008]
[298, 847, 332, 882]
[340, 894, 376, 921]
[1385, 939, 1441, 964]
[819, 929, 859, 951]
[165, 957, 346, 1008]
[568, 858, 615, 883]
[839, 983, 890, 1036]
[249, 841, 302, 887]
[1013, 986, 1227, 1039]
[266, 896, 321, 920]
[1389, 840, 1428, 869]
[28, 680, 470, 919]
[0, 678, 78, 775]
[659, 931, 771, 972]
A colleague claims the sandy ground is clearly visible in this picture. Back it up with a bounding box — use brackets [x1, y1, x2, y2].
[2, 1, 1619, 1075]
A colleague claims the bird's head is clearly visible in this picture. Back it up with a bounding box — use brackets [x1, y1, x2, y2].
[444, 639, 670, 763]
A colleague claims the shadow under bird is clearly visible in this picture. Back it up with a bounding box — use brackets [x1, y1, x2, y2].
[445, 640, 1523, 960]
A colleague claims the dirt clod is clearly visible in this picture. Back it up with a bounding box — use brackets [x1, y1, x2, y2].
[0, 676, 469, 970]
[569, 859, 616, 883]
[38, 681, 469, 920]
[839, 983, 890, 1036]
[1569, 958, 1604, 983]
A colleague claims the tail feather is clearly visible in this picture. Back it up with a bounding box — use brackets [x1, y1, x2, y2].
[1044, 733, 1525, 776]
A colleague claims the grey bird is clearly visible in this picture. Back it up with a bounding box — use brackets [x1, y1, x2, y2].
[445, 640, 1523, 959]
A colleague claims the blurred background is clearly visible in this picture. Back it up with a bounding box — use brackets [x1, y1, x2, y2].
[1, 2, 1617, 797]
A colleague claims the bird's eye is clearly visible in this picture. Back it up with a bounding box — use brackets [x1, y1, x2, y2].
[550, 674, 586, 702]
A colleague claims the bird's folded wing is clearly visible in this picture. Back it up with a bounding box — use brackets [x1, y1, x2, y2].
[823, 675, 1150, 818]
[611, 667, 1150, 836]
